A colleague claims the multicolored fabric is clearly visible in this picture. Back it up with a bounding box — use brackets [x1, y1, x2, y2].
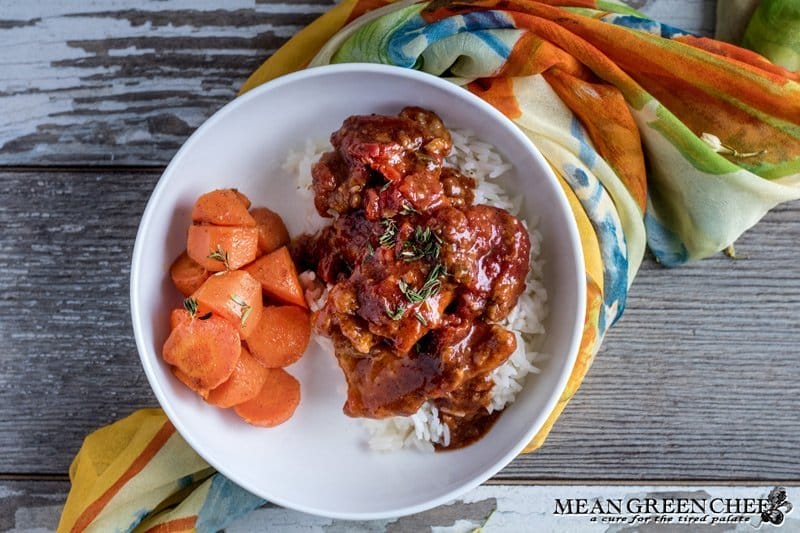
[61, 2, 800, 530]
[57, 409, 263, 532]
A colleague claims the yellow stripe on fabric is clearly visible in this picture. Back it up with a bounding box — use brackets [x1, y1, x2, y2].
[524, 276, 603, 452]
[556, 170, 603, 294]
[58, 410, 212, 533]
[59, 409, 171, 532]
[240, 0, 361, 94]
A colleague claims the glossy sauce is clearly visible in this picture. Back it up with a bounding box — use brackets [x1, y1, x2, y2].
[296, 107, 530, 449]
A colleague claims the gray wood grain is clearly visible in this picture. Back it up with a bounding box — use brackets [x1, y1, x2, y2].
[0, 0, 715, 166]
[1, 170, 798, 480]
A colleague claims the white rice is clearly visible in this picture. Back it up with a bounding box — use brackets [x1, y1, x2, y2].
[285, 128, 548, 452]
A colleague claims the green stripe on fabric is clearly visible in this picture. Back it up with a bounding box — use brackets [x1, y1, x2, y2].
[645, 104, 742, 176]
[332, 3, 425, 65]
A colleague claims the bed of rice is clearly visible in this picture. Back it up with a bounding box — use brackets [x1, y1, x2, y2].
[284, 128, 548, 452]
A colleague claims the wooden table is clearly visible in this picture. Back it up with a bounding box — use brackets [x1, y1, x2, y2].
[2, 0, 798, 530]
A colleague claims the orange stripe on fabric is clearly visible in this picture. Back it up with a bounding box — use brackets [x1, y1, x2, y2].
[467, 77, 522, 119]
[345, 0, 396, 24]
[144, 516, 197, 533]
[544, 68, 647, 211]
[674, 35, 800, 83]
[70, 420, 176, 533]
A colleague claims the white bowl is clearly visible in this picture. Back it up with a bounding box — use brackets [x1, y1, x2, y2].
[131, 64, 585, 520]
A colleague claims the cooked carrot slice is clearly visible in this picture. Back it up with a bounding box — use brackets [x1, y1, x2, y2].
[192, 270, 263, 340]
[244, 246, 307, 308]
[250, 207, 290, 255]
[170, 251, 210, 296]
[162, 314, 241, 390]
[169, 307, 192, 331]
[172, 367, 210, 399]
[206, 346, 269, 408]
[246, 305, 310, 368]
[234, 368, 300, 427]
[192, 189, 256, 227]
[187, 225, 258, 272]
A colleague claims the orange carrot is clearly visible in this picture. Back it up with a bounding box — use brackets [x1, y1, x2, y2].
[250, 207, 290, 255]
[162, 313, 241, 390]
[170, 251, 210, 296]
[192, 270, 263, 340]
[169, 307, 192, 331]
[234, 368, 300, 427]
[244, 246, 307, 308]
[172, 367, 210, 399]
[192, 189, 256, 227]
[187, 225, 258, 271]
[206, 346, 269, 408]
[246, 305, 310, 368]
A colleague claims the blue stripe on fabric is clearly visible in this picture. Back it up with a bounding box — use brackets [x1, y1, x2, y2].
[601, 14, 699, 39]
[571, 116, 598, 169]
[563, 164, 629, 332]
[195, 474, 266, 533]
[387, 10, 514, 66]
[644, 209, 689, 266]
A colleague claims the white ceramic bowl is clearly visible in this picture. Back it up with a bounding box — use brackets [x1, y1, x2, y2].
[131, 64, 585, 520]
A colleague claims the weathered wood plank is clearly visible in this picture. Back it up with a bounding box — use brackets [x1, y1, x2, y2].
[5, 481, 800, 532]
[1, 169, 799, 481]
[0, 0, 715, 166]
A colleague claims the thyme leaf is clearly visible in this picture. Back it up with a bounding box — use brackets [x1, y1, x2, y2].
[414, 311, 427, 326]
[378, 218, 398, 248]
[400, 225, 441, 263]
[229, 294, 253, 327]
[207, 245, 231, 270]
[384, 302, 405, 321]
[183, 297, 198, 318]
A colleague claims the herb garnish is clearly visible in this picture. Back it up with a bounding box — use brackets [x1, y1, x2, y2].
[398, 263, 444, 304]
[399, 225, 441, 263]
[378, 218, 398, 248]
[229, 294, 252, 327]
[399, 203, 419, 215]
[414, 311, 427, 326]
[385, 302, 405, 321]
[183, 297, 199, 318]
[207, 245, 231, 270]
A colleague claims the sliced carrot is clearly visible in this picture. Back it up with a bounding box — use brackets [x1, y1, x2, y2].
[192, 189, 256, 227]
[187, 224, 259, 271]
[234, 368, 300, 427]
[246, 305, 310, 368]
[192, 270, 263, 340]
[170, 251, 210, 296]
[172, 367, 210, 399]
[231, 189, 251, 209]
[169, 307, 192, 331]
[250, 207, 290, 255]
[162, 314, 241, 390]
[244, 246, 307, 308]
[206, 346, 269, 408]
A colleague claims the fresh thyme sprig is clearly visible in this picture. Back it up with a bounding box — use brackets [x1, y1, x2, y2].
[399, 225, 441, 263]
[398, 263, 444, 304]
[414, 311, 427, 326]
[183, 297, 198, 318]
[385, 302, 405, 321]
[378, 218, 398, 248]
[207, 245, 231, 270]
[229, 294, 252, 327]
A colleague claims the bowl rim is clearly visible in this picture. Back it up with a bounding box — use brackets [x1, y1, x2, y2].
[130, 62, 586, 520]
